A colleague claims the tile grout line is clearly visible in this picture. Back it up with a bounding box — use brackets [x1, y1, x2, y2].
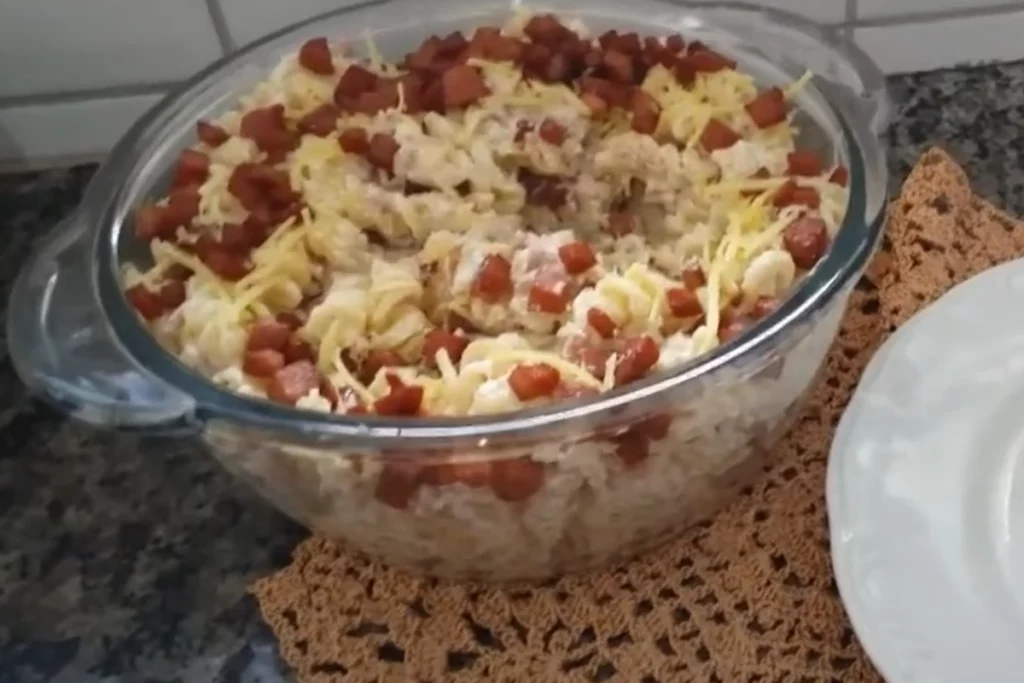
[203, 0, 237, 56]
[0, 83, 176, 110]
[849, 1, 1024, 28]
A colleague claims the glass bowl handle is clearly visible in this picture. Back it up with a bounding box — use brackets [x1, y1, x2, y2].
[7, 211, 198, 433]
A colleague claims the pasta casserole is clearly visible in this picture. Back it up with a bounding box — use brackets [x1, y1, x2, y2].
[119, 9, 851, 577]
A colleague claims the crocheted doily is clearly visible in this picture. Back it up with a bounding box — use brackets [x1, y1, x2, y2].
[252, 148, 1024, 682]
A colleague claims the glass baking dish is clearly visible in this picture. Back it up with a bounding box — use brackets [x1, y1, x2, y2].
[7, 0, 889, 581]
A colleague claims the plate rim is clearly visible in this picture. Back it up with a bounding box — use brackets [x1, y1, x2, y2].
[826, 257, 1024, 683]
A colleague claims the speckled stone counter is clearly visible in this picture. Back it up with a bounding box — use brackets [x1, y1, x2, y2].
[3, 62, 1024, 682]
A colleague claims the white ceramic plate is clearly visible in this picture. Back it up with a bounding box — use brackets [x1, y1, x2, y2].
[828, 258, 1024, 683]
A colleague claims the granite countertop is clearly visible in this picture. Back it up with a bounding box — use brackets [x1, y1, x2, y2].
[3, 62, 1024, 683]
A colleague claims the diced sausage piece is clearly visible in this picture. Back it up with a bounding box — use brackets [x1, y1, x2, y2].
[520, 42, 551, 75]
[444, 311, 479, 334]
[665, 34, 686, 53]
[614, 335, 660, 386]
[580, 92, 609, 118]
[298, 37, 334, 75]
[673, 58, 697, 88]
[374, 462, 422, 509]
[687, 48, 736, 72]
[645, 36, 674, 68]
[202, 248, 250, 281]
[449, 461, 492, 488]
[374, 375, 424, 416]
[125, 284, 165, 320]
[584, 47, 604, 69]
[297, 104, 339, 137]
[542, 53, 571, 84]
[614, 430, 650, 468]
[598, 30, 620, 50]
[405, 36, 442, 72]
[538, 118, 567, 145]
[699, 118, 740, 151]
[338, 127, 370, 155]
[468, 26, 501, 52]
[750, 297, 779, 319]
[528, 275, 572, 314]
[587, 308, 617, 339]
[607, 210, 635, 237]
[681, 263, 706, 290]
[787, 149, 824, 177]
[157, 280, 186, 309]
[557, 241, 597, 275]
[490, 458, 545, 502]
[220, 216, 270, 251]
[267, 360, 319, 405]
[569, 342, 611, 380]
[422, 329, 470, 365]
[523, 13, 572, 46]
[579, 76, 629, 108]
[196, 120, 229, 147]
[745, 87, 788, 129]
[667, 287, 703, 317]
[243, 349, 286, 377]
[247, 318, 292, 352]
[718, 318, 748, 343]
[630, 89, 660, 135]
[441, 65, 490, 109]
[438, 30, 468, 57]
[484, 34, 524, 62]
[829, 166, 849, 187]
[164, 263, 193, 282]
[361, 350, 403, 384]
[367, 133, 400, 173]
[772, 179, 797, 207]
[421, 458, 492, 487]
[603, 50, 635, 84]
[783, 216, 830, 269]
[334, 64, 379, 105]
[612, 31, 642, 55]
[636, 412, 673, 440]
[773, 179, 822, 208]
[164, 186, 202, 230]
[135, 204, 169, 241]
[508, 363, 560, 401]
[355, 80, 400, 115]
[553, 382, 599, 400]
[471, 254, 513, 303]
[239, 104, 288, 148]
[283, 337, 316, 365]
[228, 163, 297, 212]
[172, 148, 207, 188]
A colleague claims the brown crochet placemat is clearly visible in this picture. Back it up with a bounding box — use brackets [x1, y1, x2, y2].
[251, 147, 1024, 682]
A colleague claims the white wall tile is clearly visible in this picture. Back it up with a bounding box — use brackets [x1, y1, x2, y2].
[0, 96, 163, 166]
[0, 1, 223, 98]
[857, 0, 1021, 20]
[854, 10, 1024, 74]
[218, 0, 847, 48]
[755, 0, 847, 24]
[218, 0, 361, 47]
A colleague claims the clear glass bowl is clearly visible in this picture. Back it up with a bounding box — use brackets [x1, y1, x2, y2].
[7, 0, 890, 581]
